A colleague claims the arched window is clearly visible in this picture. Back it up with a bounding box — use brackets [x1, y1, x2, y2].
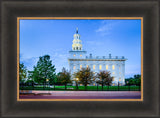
[76, 47, 78, 50]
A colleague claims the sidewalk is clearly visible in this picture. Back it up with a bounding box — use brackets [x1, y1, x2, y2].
[19, 91, 141, 99]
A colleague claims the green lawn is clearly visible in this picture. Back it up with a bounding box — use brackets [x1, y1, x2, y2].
[20, 85, 141, 91]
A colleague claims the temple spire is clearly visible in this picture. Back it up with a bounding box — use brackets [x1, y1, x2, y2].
[76, 27, 78, 34]
[72, 28, 82, 51]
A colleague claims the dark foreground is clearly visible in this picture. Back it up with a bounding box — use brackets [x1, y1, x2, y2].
[19, 91, 141, 99]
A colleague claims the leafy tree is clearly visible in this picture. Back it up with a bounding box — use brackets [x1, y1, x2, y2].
[125, 74, 141, 86]
[96, 71, 113, 91]
[134, 74, 141, 79]
[74, 67, 94, 91]
[56, 73, 63, 85]
[27, 71, 36, 88]
[25, 79, 34, 86]
[58, 67, 72, 90]
[30, 55, 56, 89]
[19, 63, 27, 84]
[49, 74, 57, 89]
[134, 74, 141, 86]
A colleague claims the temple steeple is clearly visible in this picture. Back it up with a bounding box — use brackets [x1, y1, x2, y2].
[76, 27, 78, 34]
[72, 28, 82, 51]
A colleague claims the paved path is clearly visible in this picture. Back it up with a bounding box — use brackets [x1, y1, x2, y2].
[19, 91, 141, 99]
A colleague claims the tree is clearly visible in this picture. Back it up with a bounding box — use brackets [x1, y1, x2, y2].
[30, 55, 56, 89]
[125, 74, 141, 86]
[27, 70, 36, 89]
[58, 67, 72, 90]
[134, 74, 141, 86]
[134, 74, 141, 79]
[74, 67, 94, 91]
[19, 63, 27, 84]
[96, 70, 113, 91]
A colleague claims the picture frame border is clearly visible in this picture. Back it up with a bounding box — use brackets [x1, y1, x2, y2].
[1, 0, 159, 117]
[17, 16, 143, 102]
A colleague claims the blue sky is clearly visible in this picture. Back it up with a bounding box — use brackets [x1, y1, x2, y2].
[20, 19, 141, 78]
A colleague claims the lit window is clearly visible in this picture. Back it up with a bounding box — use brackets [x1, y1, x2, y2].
[73, 66, 76, 70]
[80, 65, 82, 69]
[106, 65, 108, 70]
[112, 65, 115, 70]
[93, 65, 95, 70]
[119, 78, 121, 81]
[99, 65, 102, 70]
[73, 54, 76, 56]
[86, 65, 89, 68]
[80, 55, 82, 57]
[112, 72, 115, 75]
[113, 77, 115, 81]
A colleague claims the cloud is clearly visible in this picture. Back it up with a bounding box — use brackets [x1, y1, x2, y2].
[86, 41, 103, 46]
[50, 53, 69, 73]
[20, 56, 39, 71]
[95, 20, 121, 36]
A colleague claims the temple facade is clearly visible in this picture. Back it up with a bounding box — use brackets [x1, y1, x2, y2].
[68, 28, 127, 86]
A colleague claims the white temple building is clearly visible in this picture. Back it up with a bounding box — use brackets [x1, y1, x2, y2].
[68, 28, 127, 86]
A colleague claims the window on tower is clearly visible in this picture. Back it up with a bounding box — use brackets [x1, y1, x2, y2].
[99, 65, 102, 70]
[112, 65, 115, 70]
[93, 65, 95, 70]
[80, 65, 82, 69]
[106, 65, 108, 70]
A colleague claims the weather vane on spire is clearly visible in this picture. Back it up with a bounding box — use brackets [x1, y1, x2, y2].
[76, 27, 78, 34]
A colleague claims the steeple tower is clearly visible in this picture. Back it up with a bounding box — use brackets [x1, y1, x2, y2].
[76, 27, 78, 34]
[72, 28, 82, 51]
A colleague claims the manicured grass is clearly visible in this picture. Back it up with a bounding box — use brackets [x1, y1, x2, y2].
[20, 85, 141, 91]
